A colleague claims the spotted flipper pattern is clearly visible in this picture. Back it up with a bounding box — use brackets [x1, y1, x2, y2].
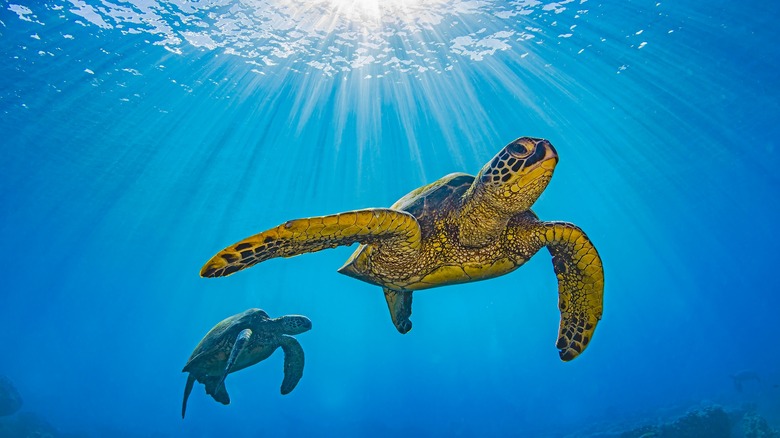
[541, 222, 604, 361]
[201, 209, 421, 278]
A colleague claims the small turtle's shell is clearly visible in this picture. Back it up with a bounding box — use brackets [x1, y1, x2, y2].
[183, 308, 269, 374]
[390, 172, 474, 241]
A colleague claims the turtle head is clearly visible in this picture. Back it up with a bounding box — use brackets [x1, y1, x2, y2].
[475, 137, 558, 213]
[277, 315, 312, 335]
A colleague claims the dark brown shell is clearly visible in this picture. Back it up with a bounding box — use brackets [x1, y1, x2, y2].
[183, 308, 269, 373]
[390, 172, 474, 241]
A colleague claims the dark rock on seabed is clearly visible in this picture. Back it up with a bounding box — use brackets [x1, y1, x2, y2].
[0, 375, 23, 417]
[617, 405, 779, 438]
[0, 412, 58, 438]
[741, 410, 780, 438]
[620, 406, 730, 438]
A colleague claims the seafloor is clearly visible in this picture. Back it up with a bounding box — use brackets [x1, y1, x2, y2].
[1, 372, 778, 437]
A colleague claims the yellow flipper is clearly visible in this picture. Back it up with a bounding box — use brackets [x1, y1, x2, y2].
[541, 222, 604, 361]
[201, 209, 421, 278]
[383, 288, 413, 334]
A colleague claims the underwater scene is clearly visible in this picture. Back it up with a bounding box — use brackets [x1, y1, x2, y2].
[1, 0, 779, 436]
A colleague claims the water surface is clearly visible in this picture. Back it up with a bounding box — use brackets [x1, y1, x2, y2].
[1, 0, 778, 436]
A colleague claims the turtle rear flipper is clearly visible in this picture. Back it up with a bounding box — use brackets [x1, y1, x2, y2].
[181, 374, 196, 419]
[204, 377, 231, 405]
[542, 222, 604, 361]
[201, 209, 421, 278]
[383, 288, 413, 334]
[279, 335, 304, 395]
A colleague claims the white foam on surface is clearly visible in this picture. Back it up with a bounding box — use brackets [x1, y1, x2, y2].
[2, 0, 629, 75]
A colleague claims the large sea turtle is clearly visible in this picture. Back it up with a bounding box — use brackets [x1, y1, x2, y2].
[181, 308, 312, 418]
[201, 137, 604, 361]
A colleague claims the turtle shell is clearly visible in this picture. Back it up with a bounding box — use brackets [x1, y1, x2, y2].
[390, 172, 474, 241]
[183, 308, 269, 373]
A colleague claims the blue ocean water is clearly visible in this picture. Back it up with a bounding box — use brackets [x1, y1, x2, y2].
[1, 0, 779, 436]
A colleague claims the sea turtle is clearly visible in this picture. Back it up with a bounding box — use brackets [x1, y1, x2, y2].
[181, 308, 312, 418]
[730, 370, 761, 392]
[201, 137, 604, 361]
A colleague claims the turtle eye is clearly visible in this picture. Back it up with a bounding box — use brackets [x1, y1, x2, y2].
[506, 138, 535, 158]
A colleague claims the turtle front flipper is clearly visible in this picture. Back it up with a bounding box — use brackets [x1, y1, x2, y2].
[217, 328, 252, 388]
[383, 288, 413, 334]
[201, 209, 421, 278]
[278, 335, 305, 395]
[540, 222, 604, 361]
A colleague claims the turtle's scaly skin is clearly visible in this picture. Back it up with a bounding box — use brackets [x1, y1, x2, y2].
[181, 309, 311, 418]
[201, 137, 604, 361]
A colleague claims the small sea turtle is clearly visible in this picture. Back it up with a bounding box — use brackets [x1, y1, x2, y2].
[201, 137, 604, 361]
[181, 308, 312, 418]
[730, 370, 761, 392]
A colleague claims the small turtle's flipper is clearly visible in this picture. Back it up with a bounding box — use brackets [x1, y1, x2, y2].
[213, 381, 230, 405]
[201, 209, 421, 278]
[278, 335, 305, 395]
[383, 288, 413, 334]
[204, 377, 231, 405]
[540, 222, 604, 361]
[181, 374, 196, 419]
[217, 328, 252, 388]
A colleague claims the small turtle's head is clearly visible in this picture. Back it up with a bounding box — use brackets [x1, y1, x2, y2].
[277, 315, 312, 335]
[475, 137, 558, 213]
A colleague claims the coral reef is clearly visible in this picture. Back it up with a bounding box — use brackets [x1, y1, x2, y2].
[742, 411, 780, 438]
[620, 424, 660, 438]
[663, 406, 731, 438]
[0, 375, 23, 417]
[0, 376, 86, 438]
[0, 412, 58, 438]
[617, 405, 780, 438]
[621, 406, 730, 438]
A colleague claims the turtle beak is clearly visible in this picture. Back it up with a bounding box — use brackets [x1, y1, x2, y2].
[547, 141, 558, 164]
[525, 138, 558, 169]
[537, 138, 557, 165]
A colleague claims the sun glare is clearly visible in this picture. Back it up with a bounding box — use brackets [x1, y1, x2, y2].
[320, 0, 429, 24]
